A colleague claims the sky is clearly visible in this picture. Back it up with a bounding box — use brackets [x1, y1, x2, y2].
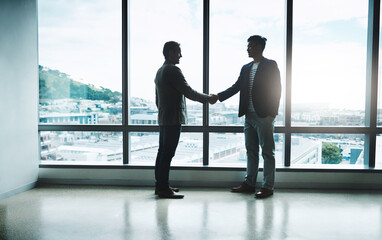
[38, 0, 372, 110]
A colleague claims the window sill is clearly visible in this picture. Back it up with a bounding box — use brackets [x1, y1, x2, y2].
[39, 163, 382, 173]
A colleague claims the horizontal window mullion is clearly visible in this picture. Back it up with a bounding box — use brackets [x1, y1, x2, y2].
[38, 124, 379, 134]
[280, 127, 377, 134]
[38, 124, 125, 132]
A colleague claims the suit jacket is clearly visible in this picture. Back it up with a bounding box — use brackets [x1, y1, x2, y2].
[155, 60, 210, 126]
[218, 57, 281, 118]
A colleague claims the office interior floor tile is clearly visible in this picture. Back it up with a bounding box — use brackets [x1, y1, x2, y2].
[1, 185, 382, 240]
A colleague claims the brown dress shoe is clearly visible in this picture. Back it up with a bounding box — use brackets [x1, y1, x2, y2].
[255, 188, 274, 199]
[157, 188, 184, 199]
[155, 187, 179, 195]
[231, 182, 256, 193]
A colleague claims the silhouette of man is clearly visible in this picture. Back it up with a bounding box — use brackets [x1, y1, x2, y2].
[217, 35, 281, 199]
[155, 41, 218, 199]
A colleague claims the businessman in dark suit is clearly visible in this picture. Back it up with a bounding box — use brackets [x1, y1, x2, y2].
[217, 35, 281, 199]
[155, 41, 218, 199]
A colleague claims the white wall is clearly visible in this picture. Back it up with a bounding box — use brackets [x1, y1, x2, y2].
[0, 0, 39, 200]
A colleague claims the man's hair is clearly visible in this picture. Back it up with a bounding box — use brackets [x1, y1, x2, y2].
[163, 41, 180, 59]
[247, 35, 267, 51]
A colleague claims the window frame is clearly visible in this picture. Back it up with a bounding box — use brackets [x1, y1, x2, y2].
[38, 0, 382, 171]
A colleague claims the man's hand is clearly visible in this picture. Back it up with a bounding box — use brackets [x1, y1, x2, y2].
[209, 94, 219, 104]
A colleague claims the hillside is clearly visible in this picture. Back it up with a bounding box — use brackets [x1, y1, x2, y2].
[39, 66, 122, 103]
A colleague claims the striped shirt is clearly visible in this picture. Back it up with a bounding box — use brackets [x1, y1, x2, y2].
[248, 62, 259, 112]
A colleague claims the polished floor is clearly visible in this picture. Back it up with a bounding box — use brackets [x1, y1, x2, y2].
[1, 185, 382, 240]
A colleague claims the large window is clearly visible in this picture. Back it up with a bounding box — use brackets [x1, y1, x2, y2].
[129, 132, 203, 165]
[40, 131, 123, 164]
[38, 0, 122, 125]
[209, 0, 285, 126]
[378, 1, 382, 127]
[292, 0, 368, 127]
[129, 0, 203, 125]
[38, 0, 382, 170]
[291, 134, 364, 167]
[376, 135, 382, 168]
[208, 133, 284, 167]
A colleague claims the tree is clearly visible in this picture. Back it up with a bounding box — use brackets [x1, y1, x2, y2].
[322, 142, 343, 164]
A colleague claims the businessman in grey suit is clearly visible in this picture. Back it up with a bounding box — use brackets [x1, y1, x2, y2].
[217, 35, 281, 199]
[154, 41, 218, 199]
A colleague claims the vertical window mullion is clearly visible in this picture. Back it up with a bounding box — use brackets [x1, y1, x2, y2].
[365, 0, 380, 168]
[123, 0, 129, 164]
[284, 0, 293, 167]
[203, 0, 210, 166]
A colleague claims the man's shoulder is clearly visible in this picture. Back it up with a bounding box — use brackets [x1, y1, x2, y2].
[243, 61, 253, 68]
[162, 63, 181, 73]
[239, 62, 253, 72]
[262, 57, 278, 65]
[242, 58, 275, 67]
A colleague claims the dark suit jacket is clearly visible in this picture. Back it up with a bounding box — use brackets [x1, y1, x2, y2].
[218, 57, 281, 118]
[155, 60, 210, 126]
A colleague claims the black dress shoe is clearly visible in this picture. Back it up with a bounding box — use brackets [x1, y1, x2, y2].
[155, 187, 179, 195]
[157, 188, 184, 199]
[255, 188, 273, 199]
[231, 181, 256, 193]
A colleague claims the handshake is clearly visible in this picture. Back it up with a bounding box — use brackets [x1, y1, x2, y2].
[208, 94, 219, 105]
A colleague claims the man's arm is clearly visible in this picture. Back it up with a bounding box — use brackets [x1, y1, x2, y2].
[155, 87, 158, 108]
[171, 66, 210, 103]
[268, 61, 281, 117]
[217, 66, 245, 102]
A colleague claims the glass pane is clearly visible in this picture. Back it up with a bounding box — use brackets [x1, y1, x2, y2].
[378, 3, 382, 126]
[291, 134, 364, 167]
[38, 0, 122, 125]
[292, 0, 367, 126]
[209, 0, 285, 126]
[40, 132, 123, 164]
[376, 135, 382, 168]
[209, 133, 284, 167]
[129, 0, 203, 125]
[130, 132, 203, 165]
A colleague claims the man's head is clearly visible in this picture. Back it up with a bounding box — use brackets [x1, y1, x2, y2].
[163, 41, 182, 64]
[247, 35, 267, 58]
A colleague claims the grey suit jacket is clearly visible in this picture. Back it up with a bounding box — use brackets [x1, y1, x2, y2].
[155, 60, 210, 126]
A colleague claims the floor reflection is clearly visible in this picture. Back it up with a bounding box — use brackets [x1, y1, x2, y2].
[0, 186, 382, 240]
[156, 199, 172, 240]
[0, 205, 7, 239]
